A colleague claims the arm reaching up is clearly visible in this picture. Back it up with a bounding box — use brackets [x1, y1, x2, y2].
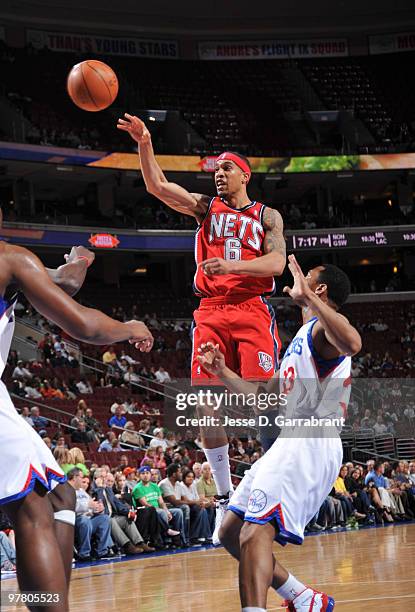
[283, 254, 362, 358]
[117, 113, 210, 221]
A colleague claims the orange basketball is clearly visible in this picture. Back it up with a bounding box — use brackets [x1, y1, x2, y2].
[66, 60, 118, 112]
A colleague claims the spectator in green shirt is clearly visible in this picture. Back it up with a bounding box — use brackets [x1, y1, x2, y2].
[132, 466, 184, 546]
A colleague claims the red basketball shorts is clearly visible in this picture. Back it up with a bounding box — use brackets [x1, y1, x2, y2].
[191, 295, 281, 386]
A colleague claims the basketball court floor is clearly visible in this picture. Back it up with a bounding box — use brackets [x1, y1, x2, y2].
[2, 523, 414, 611]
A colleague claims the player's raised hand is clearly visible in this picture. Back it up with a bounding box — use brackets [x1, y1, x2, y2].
[283, 254, 312, 306]
[197, 342, 226, 375]
[64, 245, 95, 268]
[127, 321, 154, 352]
[117, 113, 151, 144]
[199, 257, 233, 275]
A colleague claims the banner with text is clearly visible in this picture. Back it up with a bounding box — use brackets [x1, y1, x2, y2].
[26, 29, 179, 59]
[198, 38, 348, 60]
[3, 142, 415, 174]
[369, 32, 415, 55]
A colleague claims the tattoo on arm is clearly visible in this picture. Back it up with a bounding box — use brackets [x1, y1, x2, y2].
[263, 208, 286, 259]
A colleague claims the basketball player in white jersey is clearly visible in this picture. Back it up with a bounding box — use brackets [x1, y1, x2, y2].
[197, 255, 361, 612]
[0, 238, 153, 611]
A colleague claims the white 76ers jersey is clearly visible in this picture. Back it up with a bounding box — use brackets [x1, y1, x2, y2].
[0, 294, 16, 378]
[279, 316, 351, 431]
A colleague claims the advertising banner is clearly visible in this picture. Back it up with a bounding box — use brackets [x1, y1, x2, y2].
[369, 32, 415, 55]
[2, 142, 415, 174]
[0, 225, 413, 253]
[26, 29, 179, 59]
[198, 39, 348, 60]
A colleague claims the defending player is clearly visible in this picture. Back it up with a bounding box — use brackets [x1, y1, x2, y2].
[197, 255, 361, 612]
[117, 113, 286, 537]
[0, 240, 153, 612]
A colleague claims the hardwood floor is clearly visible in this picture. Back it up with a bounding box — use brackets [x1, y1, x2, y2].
[2, 524, 415, 611]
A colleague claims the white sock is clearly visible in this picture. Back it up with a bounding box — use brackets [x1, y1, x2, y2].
[276, 574, 307, 601]
[203, 444, 233, 495]
[241, 608, 266, 612]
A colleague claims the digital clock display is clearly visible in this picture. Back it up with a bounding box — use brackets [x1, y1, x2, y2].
[287, 228, 415, 250]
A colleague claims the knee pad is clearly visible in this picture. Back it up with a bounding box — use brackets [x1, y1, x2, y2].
[54, 510, 76, 526]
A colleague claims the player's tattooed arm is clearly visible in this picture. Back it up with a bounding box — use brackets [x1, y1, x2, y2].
[263, 207, 286, 270]
[226, 207, 286, 277]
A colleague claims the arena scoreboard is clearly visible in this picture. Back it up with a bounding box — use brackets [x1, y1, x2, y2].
[288, 228, 415, 251]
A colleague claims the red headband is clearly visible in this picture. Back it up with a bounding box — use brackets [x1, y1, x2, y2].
[216, 152, 251, 180]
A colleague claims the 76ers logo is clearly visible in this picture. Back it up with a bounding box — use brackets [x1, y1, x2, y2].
[258, 351, 273, 373]
[248, 489, 267, 514]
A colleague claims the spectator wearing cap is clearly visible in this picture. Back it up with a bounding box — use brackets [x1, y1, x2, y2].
[132, 466, 184, 547]
[149, 428, 168, 452]
[123, 467, 138, 493]
[12, 360, 32, 380]
[159, 464, 190, 546]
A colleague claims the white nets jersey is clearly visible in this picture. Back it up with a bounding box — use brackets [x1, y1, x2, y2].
[279, 316, 351, 431]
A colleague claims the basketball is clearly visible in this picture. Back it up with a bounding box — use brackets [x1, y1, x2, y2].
[66, 60, 118, 112]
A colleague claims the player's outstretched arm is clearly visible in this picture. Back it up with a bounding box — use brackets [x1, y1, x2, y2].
[117, 113, 210, 220]
[6, 244, 153, 349]
[45, 246, 95, 296]
[283, 254, 362, 357]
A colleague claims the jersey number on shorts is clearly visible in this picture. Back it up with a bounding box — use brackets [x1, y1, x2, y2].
[282, 366, 295, 395]
[224, 238, 241, 261]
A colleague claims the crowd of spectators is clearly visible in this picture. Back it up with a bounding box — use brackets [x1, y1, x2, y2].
[2, 291, 414, 573]
[59, 456, 220, 560]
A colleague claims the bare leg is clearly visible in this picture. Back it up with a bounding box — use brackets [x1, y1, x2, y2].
[239, 521, 284, 608]
[48, 482, 76, 587]
[220, 511, 289, 592]
[3, 481, 69, 612]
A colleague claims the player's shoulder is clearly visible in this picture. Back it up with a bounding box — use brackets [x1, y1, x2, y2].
[261, 206, 283, 229]
[189, 193, 212, 209]
[0, 241, 32, 259]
